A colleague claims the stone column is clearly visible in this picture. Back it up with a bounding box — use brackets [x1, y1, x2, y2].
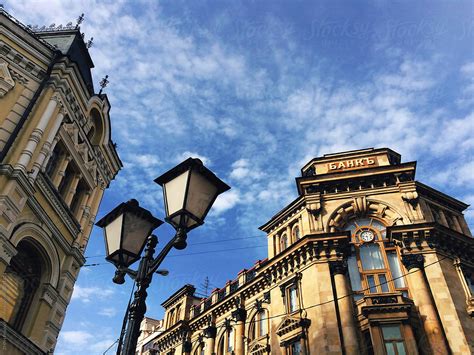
[74, 189, 91, 221]
[16, 95, 60, 172]
[232, 308, 247, 355]
[29, 108, 65, 181]
[286, 225, 292, 244]
[79, 186, 105, 250]
[52, 154, 71, 188]
[330, 261, 360, 355]
[204, 325, 217, 355]
[63, 173, 81, 206]
[401, 254, 449, 354]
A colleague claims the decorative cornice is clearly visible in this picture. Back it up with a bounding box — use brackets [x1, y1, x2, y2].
[0, 233, 17, 264]
[40, 283, 59, 307]
[0, 319, 45, 354]
[388, 222, 474, 263]
[361, 293, 413, 320]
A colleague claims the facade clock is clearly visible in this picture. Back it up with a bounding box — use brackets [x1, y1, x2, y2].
[360, 230, 375, 242]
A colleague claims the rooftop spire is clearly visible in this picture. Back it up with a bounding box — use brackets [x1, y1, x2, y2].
[98, 75, 109, 95]
[75, 13, 84, 28]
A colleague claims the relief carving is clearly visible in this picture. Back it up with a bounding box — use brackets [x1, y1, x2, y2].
[0, 60, 15, 97]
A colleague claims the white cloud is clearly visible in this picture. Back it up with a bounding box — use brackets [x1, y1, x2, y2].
[174, 152, 211, 166]
[98, 307, 117, 317]
[59, 330, 93, 346]
[212, 190, 240, 214]
[71, 285, 115, 303]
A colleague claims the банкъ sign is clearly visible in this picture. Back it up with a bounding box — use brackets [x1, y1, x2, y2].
[328, 157, 378, 172]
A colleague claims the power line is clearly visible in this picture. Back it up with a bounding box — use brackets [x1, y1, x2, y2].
[215, 254, 449, 327]
[83, 244, 268, 267]
[85, 235, 266, 259]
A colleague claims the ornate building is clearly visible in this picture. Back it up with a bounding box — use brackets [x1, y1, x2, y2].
[0, 8, 121, 354]
[136, 148, 473, 355]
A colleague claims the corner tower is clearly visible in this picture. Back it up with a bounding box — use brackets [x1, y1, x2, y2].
[0, 9, 121, 353]
[136, 148, 473, 355]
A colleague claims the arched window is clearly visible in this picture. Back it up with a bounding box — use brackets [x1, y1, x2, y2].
[280, 233, 288, 252]
[217, 327, 235, 355]
[293, 225, 301, 240]
[167, 309, 175, 328]
[193, 342, 205, 355]
[249, 309, 269, 341]
[0, 241, 43, 330]
[175, 305, 181, 323]
[343, 217, 407, 300]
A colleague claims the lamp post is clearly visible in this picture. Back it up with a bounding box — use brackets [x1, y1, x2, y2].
[96, 158, 230, 355]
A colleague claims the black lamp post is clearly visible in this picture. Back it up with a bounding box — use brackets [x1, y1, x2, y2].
[96, 158, 230, 355]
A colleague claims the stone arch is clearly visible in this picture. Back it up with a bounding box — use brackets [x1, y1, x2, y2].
[86, 96, 111, 146]
[326, 197, 409, 232]
[246, 306, 270, 340]
[9, 222, 61, 288]
[191, 339, 205, 355]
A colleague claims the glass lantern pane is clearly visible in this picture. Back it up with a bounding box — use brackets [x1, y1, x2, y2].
[122, 212, 155, 257]
[186, 170, 218, 220]
[163, 171, 189, 216]
[104, 214, 123, 255]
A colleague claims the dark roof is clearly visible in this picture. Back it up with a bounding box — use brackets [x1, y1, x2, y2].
[37, 29, 95, 95]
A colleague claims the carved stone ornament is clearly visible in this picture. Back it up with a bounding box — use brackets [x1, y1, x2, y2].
[329, 260, 348, 275]
[401, 253, 425, 271]
[0, 60, 15, 97]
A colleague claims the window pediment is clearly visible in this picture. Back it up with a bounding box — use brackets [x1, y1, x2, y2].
[248, 340, 269, 355]
[275, 315, 310, 341]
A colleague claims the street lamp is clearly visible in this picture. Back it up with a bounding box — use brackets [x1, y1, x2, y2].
[96, 158, 230, 355]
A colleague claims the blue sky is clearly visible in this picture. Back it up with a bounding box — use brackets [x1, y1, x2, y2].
[6, 0, 474, 353]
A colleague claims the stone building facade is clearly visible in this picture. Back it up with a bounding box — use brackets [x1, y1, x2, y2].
[136, 148, 473, 355]
[0, 9, 121, 354]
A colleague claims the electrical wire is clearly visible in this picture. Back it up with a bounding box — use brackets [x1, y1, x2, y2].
[83, 244, 268, 267]
[85, 235, 266, 260]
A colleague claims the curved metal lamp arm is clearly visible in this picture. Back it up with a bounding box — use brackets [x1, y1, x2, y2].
[146, 228, 187, 278]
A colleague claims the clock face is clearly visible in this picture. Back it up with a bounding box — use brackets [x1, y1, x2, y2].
[360, 230, 375, 242]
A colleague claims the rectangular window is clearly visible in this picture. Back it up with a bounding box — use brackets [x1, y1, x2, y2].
[379, 274, 389, 293]
[464, 270, 474, 295]
[387, 252, 406, 288]
[288, 340, 302, 355]
[348, 254, 362, 291]
[288, 285, 299, 313]
[227, 328, 234, 352]
[367, 275, 377, 293]
[381, 324, 406, 355]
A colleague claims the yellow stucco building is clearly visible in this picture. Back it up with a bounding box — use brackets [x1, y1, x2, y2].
[136, 148, 473, 355]
[0, 9, 121, 354]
